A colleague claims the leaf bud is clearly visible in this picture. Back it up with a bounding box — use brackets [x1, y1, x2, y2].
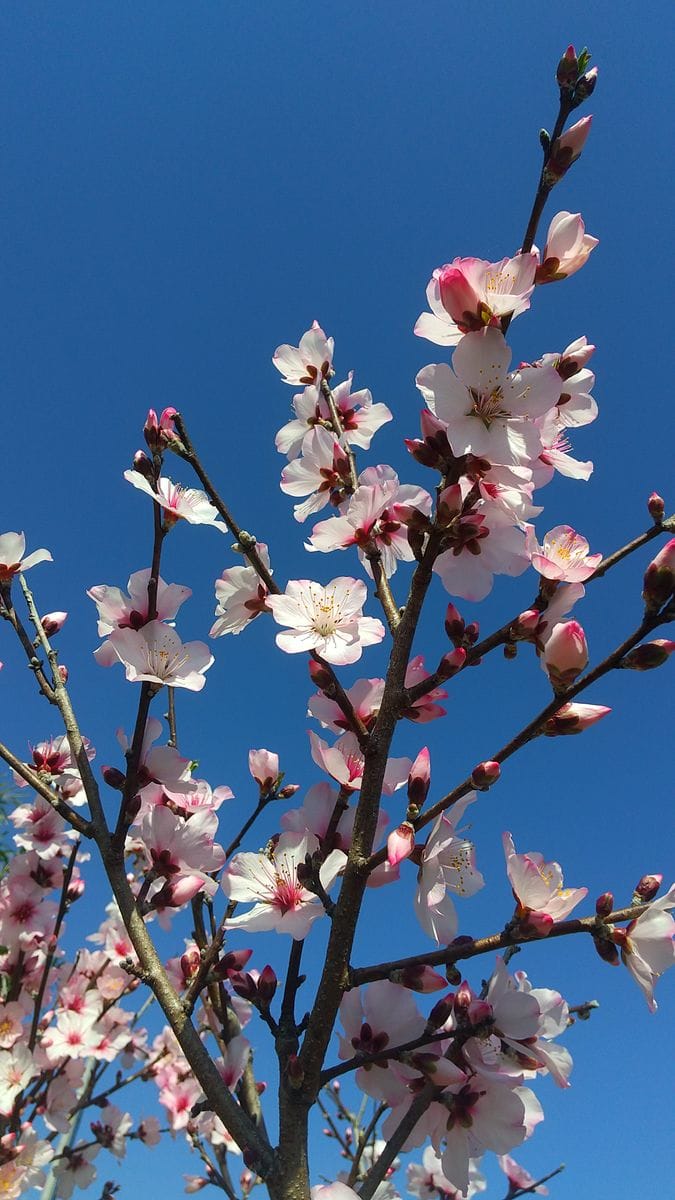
[286, 1054, 304, 1089]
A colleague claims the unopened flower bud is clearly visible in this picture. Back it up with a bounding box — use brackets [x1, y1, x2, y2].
[593, 935, 620, 966]
[453, 980, 473, 1013]
[545, 116, 593, 185]
[102, 766, 126, 790]
[427, 992, 455, 1030]
[286, 1053, 304, 1089]
[444, 603, 465, 643]
[67, 878, 85, 902]
[633, 874, 662, 903]
[257, 965, 278, 1006]
[180, 948, 201, 982]
[543, 620, 589, 691]
[572, 66, 598, 108]
[544, 702, 610, 736]
[308, 658, 333, 691]
[387, 822, 416, 868]
[514, 609, 540, 640]
[437, 484, 463, 525]
[435, 647, 466, 681]
[132, 450, 155, 482]
[556, 44, 579, 89]
[214, 948, 253, 979]
[471, 760, 501, 791]
[621, 640, 675, 671]
[229, 972, 258, 1002]
[40, 611, 68, 636]
[595, 891, 614, 918]
[277, 783, 300, 800]
[642, 538, 675, 610]
[57, 664, 69, 683]
[144, 406, 179, 453]
[407, 747, 431, 809]
[392, 963, 446, 993]
[647, 492, 665, 522]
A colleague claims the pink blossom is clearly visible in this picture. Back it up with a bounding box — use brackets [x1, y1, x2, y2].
[102, 621, 214, 691]
[535, 211, 598, 283]
[0, 1045, 36, 1114]
[617, 884, 675, 1012]
[498, 1154, 549, 1194]
[124, 471, 228, 531]
[275, 373, 392, 458]
[273, 322, 334, 386]
[546, 116, 592, 183]
[210, 544, 272, 637]
[307, 466, 432, 578]
[338, 980, 427, 1103]
[266, 578, 385, 665]
[88, 570, 191, 665]
[387, 822, 415, 868]
[144, 406, 178, 451]
[138, 807, 225, 896]
[436, 253, 538, 335]
[309, 731, 410, 794]
[526, 524, 601, 582]
[0, 532, 52, 583]
[248, 748, 280, 794]
[433, 508, 531, 602]
[312, 1185, 360, 1200]
[280, 427, 351, 522]
[407, 1147, 485, 1200]
[308, 676, 385, 732]
[401, 656, 448, 722]
[531, 414, 594, 487]
[281, 781, 389, 854]
[534, 338, 597, 428]
[416, 796, 484, 943]
[222, 833, 345, 939]
[503, 832, 587, 926]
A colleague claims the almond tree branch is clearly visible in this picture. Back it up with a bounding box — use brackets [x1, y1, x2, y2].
[349, 902, 649, 986]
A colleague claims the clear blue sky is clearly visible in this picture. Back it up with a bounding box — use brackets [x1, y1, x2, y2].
[1, 2, 673, 1197]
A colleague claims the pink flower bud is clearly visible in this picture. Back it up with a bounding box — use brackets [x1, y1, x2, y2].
[438, 266, 486, 332]
[514, 609, 540, 639]
[152, 875, 206, 908]
[407, 747, 431, 808]
[229, 972, 258, 1002]
[453, 980, 473, 1013]
[180, 948, 201, 982]
[248, 748, 280, 796]
[595, 892, 614, 917]
[102, 765, 126, 790]
[435, 647, 466, 681]
[308, 658, 333, 690]
[214, 948, 253, 979]
[621, 640, 675, 671]
[444, 602, 465, 643]
[572, 66, 598, 106]
[392, 963, 447, 993]
[286, 1054, 304, 1088]
[427, 992, 455, 1029]
[387, 822, 416, 867]
[545, 116, 593, 184]
[437, 484, 463, 524]
[144, 407, 179, 453]
[257, 964, 278, 1006]
[67, 878, 85, 902]
[643, 539, 675, 610]
[544, 702, 610, 736]
[471, 761, 501, 790]
[132, 450, 155, 482]
[556, 44, 579, 89]
[535, 211, 598, 284]
[543, 620, 588, 690]
[57, 665, 69, 683]
[518, 909, 555, 937]
[277, 783, 300, 799]
[40, 611, 68, 636]
[647, 492, 665, 522]
[633, 874, 662, 903]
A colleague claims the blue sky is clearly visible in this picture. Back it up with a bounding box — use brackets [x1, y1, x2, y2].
[1, 2, 673, 1197]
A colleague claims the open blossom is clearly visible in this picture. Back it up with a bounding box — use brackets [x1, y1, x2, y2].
[498, 1155, 549, 1195]
[0, 1045, 38, 1113]
[102, 620, 214, 690]
[430, 252, 538, 340]
[0, 532, 52, 582]
[280, 426, 352, 522]
[416, 795, 484, 943]
[309, 731, 410, 794]
[535, 337, 597, 428]
[433, 508, 531, 602]
[276, 372, 392, 458]
[535, 211, 598, 283]
[137, 807, 225, 894]
[417, 329, 561, 467]
[210, 544, 272, 637]
[124, 471, 228, 530]
[531, 413, 593, 487]
[89, 569, 192, 665]
[273, 321, 334, 386]
[222, 832, 345, 939]
[617, 884, 675, 1011]
[407, 1148, 485, 1200]
[338, 981, 427, 1103]
[503, 832, 587, 929]
[307, 465, 432, 577]
[266, 578, 385, 665]
[526, 524, 601, 582]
